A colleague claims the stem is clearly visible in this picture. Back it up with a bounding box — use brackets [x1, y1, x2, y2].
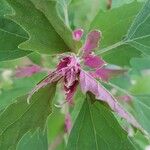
[64, 4, 70, 29]
[97, 41, 124, 55]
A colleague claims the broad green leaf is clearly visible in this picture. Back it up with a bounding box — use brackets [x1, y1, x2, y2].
[17, 130, 48, 150]
[91, 1, 141, 48]
[94, 0, 150, 66]
[29, 0, 79, 51]
[133, 95, 150, 134]
[0, 0, 12, 16]
[71, 88, 85, 123]
[5, 0, 72, 54]
[47, 108, 65, 143]
[0, 82, 56, 150]
[102, 45, 141, 66]
[27, 52, 43, 65]
[67, 94, 136, 150]
[125, 0, 150, 55]
[0, 18, 32, 61]
[0, 1, 32, 61]
[90, 1, 142, 66]
[0, 73, 46, 110]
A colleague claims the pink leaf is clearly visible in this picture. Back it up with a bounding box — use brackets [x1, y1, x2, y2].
[15, 65, 42, 78]
[27, 70, 63, 103]
[79, 70, 141, 129]
[91, 68, 126, 82]
[61, 56, 80, 104]
[72, 28, 84, 41]
[83, 30, 101, 55]
[84, 54, 106, 69]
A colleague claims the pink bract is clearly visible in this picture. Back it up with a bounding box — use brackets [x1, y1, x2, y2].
[83, 30, 101, 56]
[72, 28, 84, 41]
[28, 55, 80, 104]
[84, 54, 106, 69]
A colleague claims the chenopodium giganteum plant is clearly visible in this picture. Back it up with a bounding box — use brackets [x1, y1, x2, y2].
[1, 0, 150, 149]
[28, 29, 141, 131]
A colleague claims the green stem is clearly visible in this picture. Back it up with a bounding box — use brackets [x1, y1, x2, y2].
[97, 41, 124, 55]
[64, 4, 70, 29]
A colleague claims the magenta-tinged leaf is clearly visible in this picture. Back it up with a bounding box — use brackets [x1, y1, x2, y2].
[72, 29, 84, 41]
[91, 68, 126, 82]
[27, 70, 63, 103]
[84, 54, 106, 68]
[28, 55, 80, 104]
[83, 30, 101, 55]
[65, 113, 72, 133]
[57, 56, 80, 104]
[64, 80, 79, 104]
[79, 70, 141, 129]
[15, 65, 42, 78]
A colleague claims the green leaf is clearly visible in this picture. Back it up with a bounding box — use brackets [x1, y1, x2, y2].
[133, 95, 150, 134]
[125, 0, 150, 55]
[0, 1, 32, 61]
[0, 73, 46, 110]
[5, 0, 73, 54]
[47, 108, 65, 143]
[101, 45, 141, 66]
[67, 94, 136, 150]
[90, 1, 143, 66]
[0, 0, 12, 16]
[0, 82, 56, 150]
[17, 130, 48, 150]
[29, 0, 79, 51]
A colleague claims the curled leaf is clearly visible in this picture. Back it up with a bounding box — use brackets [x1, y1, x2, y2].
[79, 70, 141, 129]
[27, 70, 63, 103]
